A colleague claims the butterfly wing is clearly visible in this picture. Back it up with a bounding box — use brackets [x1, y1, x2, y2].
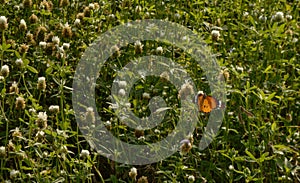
[197, 94, 205, 112]
[196, 93, 219, 113]
[206, 96, 218, 109]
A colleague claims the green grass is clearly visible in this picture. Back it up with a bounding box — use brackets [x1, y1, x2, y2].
[0, 0, 299, 182]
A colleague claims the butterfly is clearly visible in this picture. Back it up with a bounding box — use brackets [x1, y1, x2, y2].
[195, 91, 222, 113]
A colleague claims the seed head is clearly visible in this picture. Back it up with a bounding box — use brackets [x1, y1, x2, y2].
[129, 167, 138, 180]
[15, 97, 26, 110]
[134, 40, 143, 54]
[37, 77, 46, 90]
[83, 7, 91, 17]
[29, 13, 38, 24]
[23, 0, 32, 8]
[62, 23, 72, 38]
[180, 139, 192, 155]
[137, 176, 148, 183]
[35, 26, 47, 42]
[59, 0, 69, 7]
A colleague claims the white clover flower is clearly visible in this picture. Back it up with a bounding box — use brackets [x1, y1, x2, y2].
[74, 18, 80, 26]
[85, 107, 95, 123]
[243, 12, 249, 17]
[272, 11, 284, 22]
[1, 65, 9, 77]
[188, 175, 195, 182]
[292, 38, 298, 43]
[0, 16, 7, 24]
[39, 41, 47, 48]
[236, 66, 244, 72]
[229, 165, 234, 170]
[138, 136, 145, 141]
[129, 167, 137, 180]
[36, 130, 45, 137]
[62, 43, 70, 50]
[29, 108, 36, 113]
[111, 45, 120, 57]
[156, 46, 163, 54]
[118, 89, 126, 97]
[36, 112, 48, 129]
[49, 105, 59, 113]
[125, 102, 131, 108]
[134, 40, 142, 47]
[142, 92, 150, 99]
[89, 3, 95, 9]
[259, 15, 267, 22]
[108, 14, 115, 20]
[20, 19, 26, 27]
[178, 82, 194, 99]
[14, 5, 20, 10]
[60, 145, 68, 154]
[160, 71, 170, 81]
[37, 77, 46, 90]
[118, 80, 127, 88]
[182, 36, 189, 42]
[286, 14, 292, 20]
[80, 149, 90, 158]
[15, 58, 24, 68]
[0, 16, 8, 30]
[0, 146, 6, 157]
[134, 40, 143, 53]
[52, 36, 60, 45]
[64, 22, 70, 28]
[37, 112, 47, 122]
[57, 46, 65, 54]
[211, 30, 220, 41]
[19, 19, 27, 30]
[105, 121, 111, 126]
[10, 169, 20, 179]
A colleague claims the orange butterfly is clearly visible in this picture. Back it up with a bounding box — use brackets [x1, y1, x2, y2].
[195, 91, 221, 113]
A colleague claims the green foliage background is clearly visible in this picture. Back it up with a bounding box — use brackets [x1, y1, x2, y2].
[0, 0, 299, 182]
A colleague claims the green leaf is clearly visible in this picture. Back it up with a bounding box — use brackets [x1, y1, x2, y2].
[46, 67, 53, 75]
[15, 51, 21, 58]
[245, 150, 257, 161]
[263, 65, 272, 73]
[23, 59, 30, 66]
[26, 65, 39, 73]
[271, 122, 277, 132]
[266, 92, 276, 101]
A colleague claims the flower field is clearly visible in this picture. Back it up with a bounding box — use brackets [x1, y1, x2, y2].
[0, 0, 299, 182]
